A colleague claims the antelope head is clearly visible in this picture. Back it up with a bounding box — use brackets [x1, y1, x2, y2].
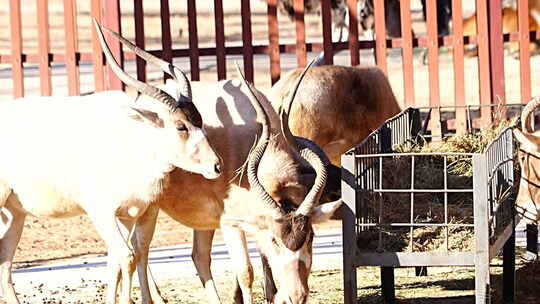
[94, 20, 222, 179]
[514, 97, 540, 223]
[230, 60, 341, 304]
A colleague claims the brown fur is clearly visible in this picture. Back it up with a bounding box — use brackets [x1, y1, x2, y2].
[278, 214, 312, 251]
[269, 65, 401, 165]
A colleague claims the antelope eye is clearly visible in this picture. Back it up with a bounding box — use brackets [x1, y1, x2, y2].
[271, 237, 279, 247]
[177, 124, 188, 132]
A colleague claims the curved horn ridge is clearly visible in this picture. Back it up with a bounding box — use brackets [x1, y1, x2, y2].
[93, 19, 179, 111]
[97, 20, 192, 103]
[280, 58, 318, 151]
[521, 96, 540, 133]
[295, 139, 328, 216]
[235, 63, 283, 218]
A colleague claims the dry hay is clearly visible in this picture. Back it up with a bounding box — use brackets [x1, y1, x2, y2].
[357, 118, 518, 253]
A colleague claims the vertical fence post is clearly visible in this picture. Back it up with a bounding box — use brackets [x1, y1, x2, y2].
[293, 0, 307, 67]
[342, 153, 357, 304]
[187, 0, 200, 81]
[241, 0, 254, 82]
[214, 0, 227, 80]
[134, 0, 146, 83]
[63, 0, 81, 96]
[452, 0, 467, 134]
[91, 0, 104, 92]
[101, 0, 123, 91]
[267, 0, 281, 84]
[517, 0, 532, 103]
[321, 0, 333, 64]
[476, 0, 492, 126]
[373, 0, 387, 74]
[487, 0, 506, 108]
[9, 0, 24, 98]
[425, 0, 441, 139]
[347, 0, 359, 66]
[37, 0, 52, 96]
[400, 0, 414, 107]
[473, 154, 490, 304]
[161, 0, 173, 81]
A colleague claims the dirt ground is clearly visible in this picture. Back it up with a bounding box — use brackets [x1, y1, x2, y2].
[10, 253, 540, 303]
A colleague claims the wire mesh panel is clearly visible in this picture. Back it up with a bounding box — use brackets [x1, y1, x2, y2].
[342, 108, 516, 304]
[484, 127, 515, 249]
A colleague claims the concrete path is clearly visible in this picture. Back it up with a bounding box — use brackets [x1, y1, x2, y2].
[12, 230, 344, 294]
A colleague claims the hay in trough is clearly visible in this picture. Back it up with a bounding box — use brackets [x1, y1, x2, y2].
[357, 118, 517, 253]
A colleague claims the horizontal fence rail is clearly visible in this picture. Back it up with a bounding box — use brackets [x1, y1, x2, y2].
[1, 0, 538, 135]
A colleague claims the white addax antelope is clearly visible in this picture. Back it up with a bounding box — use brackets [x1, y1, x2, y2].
[101, 28, 342, 304]
[0, 20, 221, 304]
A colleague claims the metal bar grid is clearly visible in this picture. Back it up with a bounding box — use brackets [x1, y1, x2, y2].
[356, 153, 475, 253]
[483, 128, 515, 243]
[344, 108, 516, 304]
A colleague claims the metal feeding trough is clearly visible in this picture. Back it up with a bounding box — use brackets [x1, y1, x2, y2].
[341, 108, 517, 304]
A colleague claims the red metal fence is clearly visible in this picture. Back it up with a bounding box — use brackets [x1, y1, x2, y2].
[1, 0, 539, 136]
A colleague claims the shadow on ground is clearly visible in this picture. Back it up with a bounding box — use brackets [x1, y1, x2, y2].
[355, 259, 540, 303]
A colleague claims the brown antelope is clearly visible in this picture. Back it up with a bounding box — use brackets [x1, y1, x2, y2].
[0, 20, 222, 304]
[100, 28, 341, 304]
[183, 61, 400, 303]
[268, 64, 401, 166]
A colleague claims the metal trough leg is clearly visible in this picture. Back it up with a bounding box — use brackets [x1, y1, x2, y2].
[342, 154, 358, 304]
[415, 266, 427, 276]
[502, 230, 515, 304]
[381, 267, 396, 303]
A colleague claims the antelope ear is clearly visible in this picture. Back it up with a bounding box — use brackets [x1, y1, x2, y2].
[129, 107, 165, 128]
[311, 200, 342, 224]
[514, 129, 540, 153]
